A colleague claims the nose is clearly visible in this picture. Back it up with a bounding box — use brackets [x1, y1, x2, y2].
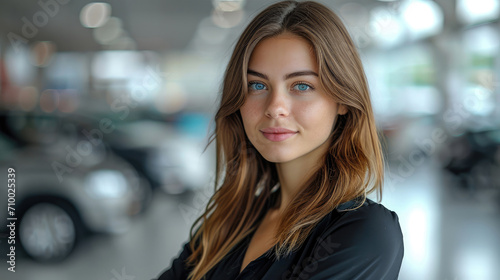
[265, 87, 290, 119]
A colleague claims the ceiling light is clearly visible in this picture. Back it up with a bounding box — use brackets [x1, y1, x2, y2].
[457, 0, 500, 25]
[401, 0, 443, 40]
[80, 2, 111, 28]
[212, 0, 245, 12]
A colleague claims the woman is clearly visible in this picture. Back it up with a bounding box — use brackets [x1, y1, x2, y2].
[156, 1, 403, 279]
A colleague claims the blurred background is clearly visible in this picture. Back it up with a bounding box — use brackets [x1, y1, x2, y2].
[0, 0, 499, 279]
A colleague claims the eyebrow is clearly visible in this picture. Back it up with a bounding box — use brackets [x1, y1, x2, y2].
[247, 69, 318, 80]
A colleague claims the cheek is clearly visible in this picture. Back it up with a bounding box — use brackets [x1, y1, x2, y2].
[240, 102, 259, 131]
[297, 102, 338, 132]
[241, 100, 261, 118]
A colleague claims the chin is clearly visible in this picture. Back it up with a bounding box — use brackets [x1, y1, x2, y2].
[260, 153, 294, 163]
[252, 144, 296, 163]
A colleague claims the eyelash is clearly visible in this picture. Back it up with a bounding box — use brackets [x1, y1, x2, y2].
[247, 81, 315, 92]
[293, 82, 315, 91]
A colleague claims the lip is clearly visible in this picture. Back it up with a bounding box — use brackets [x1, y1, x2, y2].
[260, 127, 297, 133]
[260, 127, 298, 142]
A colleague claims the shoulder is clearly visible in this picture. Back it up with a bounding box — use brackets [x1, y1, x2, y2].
[339, 198, 401, 231]
[324, 198, 403, 253]
[294, 199, 404, 280]
[311, 198, 403, 265]
[297, 198, 404, 279]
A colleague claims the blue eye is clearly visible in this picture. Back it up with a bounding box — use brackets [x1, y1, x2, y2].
[293, 83, 312, 91]
[249, 82, 266, 91]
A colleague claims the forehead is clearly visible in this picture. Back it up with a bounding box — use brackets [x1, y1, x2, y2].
[248, 33, 318, 73]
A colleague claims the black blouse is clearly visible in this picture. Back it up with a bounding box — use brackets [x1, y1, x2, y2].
[154, 197, 404, 280]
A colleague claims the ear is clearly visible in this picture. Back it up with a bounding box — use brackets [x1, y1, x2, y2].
[338, 104, 348, 115]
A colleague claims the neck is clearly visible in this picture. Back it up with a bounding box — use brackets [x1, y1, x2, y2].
[273, 141, 329, 214]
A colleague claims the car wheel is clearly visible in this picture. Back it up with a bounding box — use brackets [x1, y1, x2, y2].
[19, 202, 79, 261]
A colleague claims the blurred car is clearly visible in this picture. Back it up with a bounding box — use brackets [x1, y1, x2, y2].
[439, 128, 500, 191]
[1, 109, 214, 195]
[0, 112, 151, 262]
[107, 118, 214, 195]
[0, 110, 155, 209]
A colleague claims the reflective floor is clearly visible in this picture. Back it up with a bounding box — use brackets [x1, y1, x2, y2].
[382, 158, 500, 280]
[1, 158, 499, 280]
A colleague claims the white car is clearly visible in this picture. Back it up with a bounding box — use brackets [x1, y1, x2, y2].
[0, 130, 150, 262]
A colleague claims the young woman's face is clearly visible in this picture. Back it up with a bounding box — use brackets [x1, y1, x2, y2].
[240, 33, 345, 164]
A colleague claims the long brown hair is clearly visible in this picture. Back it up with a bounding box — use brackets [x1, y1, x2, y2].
[184, 1, 385, 279]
